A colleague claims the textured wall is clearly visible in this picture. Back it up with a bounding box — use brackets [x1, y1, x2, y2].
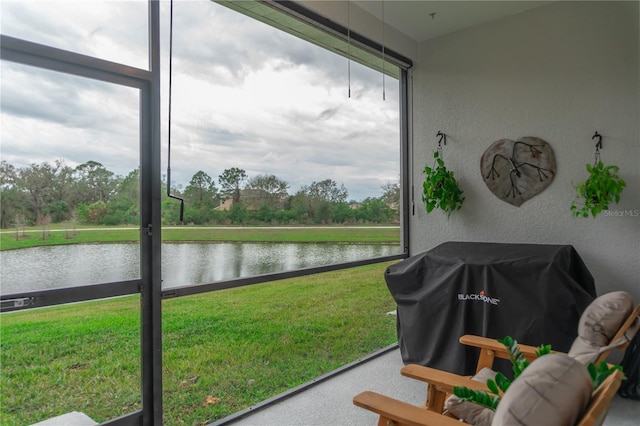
[409, 1, 639, 299]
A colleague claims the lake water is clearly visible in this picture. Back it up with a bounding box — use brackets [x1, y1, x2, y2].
[0, 243, 400, 294]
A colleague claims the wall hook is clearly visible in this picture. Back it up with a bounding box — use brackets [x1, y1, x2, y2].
[592, 131, 602, 150]
[592, 131, 602, 165]
[437, 131, 446, 147]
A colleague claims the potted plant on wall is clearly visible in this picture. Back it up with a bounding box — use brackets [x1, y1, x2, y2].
[422, 150, 465, 218]
[570, 161, 625, 218]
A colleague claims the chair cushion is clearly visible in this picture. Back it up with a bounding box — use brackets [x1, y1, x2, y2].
[444, 368, 495, 426]
[445, 397, 494, 426]
[492, 353, 592, 426]
[568, 291, 634, 363]
[579, 291, 634, 345]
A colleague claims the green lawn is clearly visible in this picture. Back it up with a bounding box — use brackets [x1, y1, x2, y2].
[0, 262, 398, 425]
[0, 225, 400, 250]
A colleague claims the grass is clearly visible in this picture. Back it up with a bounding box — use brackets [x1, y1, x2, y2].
[0, 225, 400, 250]
[0, 262, 398, 425]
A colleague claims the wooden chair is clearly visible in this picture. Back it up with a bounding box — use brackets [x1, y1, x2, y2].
[353, 368, 624, 426]
[354, 294, 639, 425]
[395, 301, 640, 416]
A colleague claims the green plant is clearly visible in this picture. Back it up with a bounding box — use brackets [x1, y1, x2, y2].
[589, 361, 623, 390]
[453, 386, 501, 410]
[422, 151, 464, 217]
[499, 336, 551, 380]
[571, 161, 626, 218]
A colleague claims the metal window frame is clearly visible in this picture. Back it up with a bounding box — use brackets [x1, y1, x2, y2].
[268, 0, 413, 70]
[0, 1, 162, 424]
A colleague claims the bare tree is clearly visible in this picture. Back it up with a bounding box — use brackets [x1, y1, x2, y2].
[39, 213, 52, 240]
[13, 214, 27, 241]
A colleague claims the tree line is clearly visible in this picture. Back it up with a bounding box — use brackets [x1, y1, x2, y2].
[0, 160, 400, 228]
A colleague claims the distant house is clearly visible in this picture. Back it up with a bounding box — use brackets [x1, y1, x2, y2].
[215, 198, 234, 211]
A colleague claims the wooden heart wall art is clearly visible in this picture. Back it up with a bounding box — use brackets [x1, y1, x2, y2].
[480, 137, 556, 207]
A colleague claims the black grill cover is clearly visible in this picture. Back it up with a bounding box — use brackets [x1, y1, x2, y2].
[386, 242, 596, 376]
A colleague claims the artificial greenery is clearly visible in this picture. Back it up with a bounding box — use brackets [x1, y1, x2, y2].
[589, 361, 623, 390]
[422, 151, 465, 217]
[453, 386, 501, 410]
[453, 336, 621, 411]
[571, 161, 626, 218]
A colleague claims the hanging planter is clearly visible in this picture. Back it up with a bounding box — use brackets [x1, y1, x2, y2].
[571, 161, 625, 218]
[571, 132, 625, 219]
[422, 149, 465, 218]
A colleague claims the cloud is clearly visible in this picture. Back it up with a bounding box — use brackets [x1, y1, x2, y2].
[1, 0, 148, 68]
[0, 0, 400, 201]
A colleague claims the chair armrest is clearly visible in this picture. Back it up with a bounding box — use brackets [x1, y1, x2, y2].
[459, 335, 539, 373]
[459, 334, 540, 356]
[401, 364, 490, 394]
[354, 391, 464, 426]
[401, 364, 496, 413]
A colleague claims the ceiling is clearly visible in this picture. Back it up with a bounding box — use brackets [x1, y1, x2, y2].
[351, 1, 552, 42]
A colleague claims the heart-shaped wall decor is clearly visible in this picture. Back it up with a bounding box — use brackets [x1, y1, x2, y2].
[480, 137, 556, 207]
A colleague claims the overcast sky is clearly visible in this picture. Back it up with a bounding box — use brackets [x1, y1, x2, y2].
[0, 0, 400, 201]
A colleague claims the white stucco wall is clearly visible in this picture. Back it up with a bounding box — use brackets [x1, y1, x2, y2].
[409, 1, 639, 299]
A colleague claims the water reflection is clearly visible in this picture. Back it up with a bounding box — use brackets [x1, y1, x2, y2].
[1, 243, 399, 294]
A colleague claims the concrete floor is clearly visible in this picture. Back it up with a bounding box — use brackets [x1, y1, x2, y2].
[225, 348, 640, 426]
